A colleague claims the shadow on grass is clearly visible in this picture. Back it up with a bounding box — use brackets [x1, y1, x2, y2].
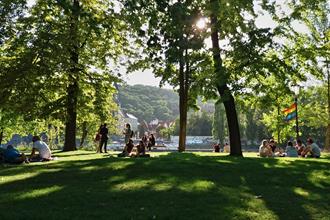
[0, 152, 329, 219]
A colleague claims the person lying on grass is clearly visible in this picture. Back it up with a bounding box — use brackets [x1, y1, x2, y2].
[1, 145, 29, 164]
[29, 135, 52, 162]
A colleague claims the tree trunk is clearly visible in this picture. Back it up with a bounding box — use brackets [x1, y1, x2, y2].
[325, 59, 330, 152]
[0, 129, 3, 146]
[210, 2, 242, 156]
[63, 81, 78, 151]
[63, 0, 80, 151]
[178, 49, 186, 152]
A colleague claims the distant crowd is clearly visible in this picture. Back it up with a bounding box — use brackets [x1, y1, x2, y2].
[94, 123, 156, 157]
[1, 126, 323, 164]
[212, 137, 321, 158]
[258, 138, 321, 158]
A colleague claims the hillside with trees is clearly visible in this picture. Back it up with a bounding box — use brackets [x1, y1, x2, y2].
[117, 84, 179, 122]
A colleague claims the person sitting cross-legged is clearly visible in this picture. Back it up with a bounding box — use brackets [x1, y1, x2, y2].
[301, 138, 321, 158]
[285, 141, 298, 157]
[30, 135, 52, 162]
[118, 139, 135, 157]
[223, 143, 230, 153]
[295, 139, 306, 156]
[259, 139, 273, 157]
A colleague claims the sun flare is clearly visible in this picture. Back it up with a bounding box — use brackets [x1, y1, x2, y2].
[196, 18, 207, 29]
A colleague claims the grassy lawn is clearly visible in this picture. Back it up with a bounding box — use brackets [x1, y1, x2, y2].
[1, 151, 329, 220]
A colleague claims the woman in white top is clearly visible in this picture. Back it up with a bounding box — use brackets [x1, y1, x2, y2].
[30, 135, 52, 160]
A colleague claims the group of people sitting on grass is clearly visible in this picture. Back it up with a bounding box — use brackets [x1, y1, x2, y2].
[213, 143, 230, 153]
[259, 138, 321, 158]
[0, 135, 53, 164]
[118, 133, 156, 158]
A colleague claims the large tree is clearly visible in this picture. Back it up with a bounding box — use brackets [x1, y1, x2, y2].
[0, 0, 127, 151]
[123, 0, 206, 152]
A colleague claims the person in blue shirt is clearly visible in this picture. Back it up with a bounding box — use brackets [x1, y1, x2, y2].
[3, 145, 28, 164]
[285, 141, 298, 157]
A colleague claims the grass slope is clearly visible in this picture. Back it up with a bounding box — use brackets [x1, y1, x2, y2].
[1, 151, 329, 220]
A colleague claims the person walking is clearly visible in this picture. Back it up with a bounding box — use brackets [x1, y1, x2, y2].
[99, 123, 108, 153]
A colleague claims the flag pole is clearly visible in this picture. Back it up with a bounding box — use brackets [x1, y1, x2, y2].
[295, 96, 299, 141]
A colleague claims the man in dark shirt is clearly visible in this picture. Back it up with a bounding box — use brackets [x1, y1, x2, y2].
[99, 123, 109, 153]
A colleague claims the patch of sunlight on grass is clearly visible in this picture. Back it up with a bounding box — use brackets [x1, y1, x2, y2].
[112, 179, 156, 191]
[243, 152, 259, 158]
[308, 170, 330, 189]
[152, 182, 173, 191]
[219, 187, 279, 220]
[0, 172, 39, 185]
[294, 187, 309, 197]
[150, 152, 170, 157]
[107, 161, 135, 170]
[108, 175, 126, 183]
[17, 185, 63, 200]
[245, 198, 279, 220]
[178, 180, 215, 192]
[80, 166, 101, 171]
[294, 187, 322, 200]
[215, 159, 235, 164]
[303, 203, 330, 220]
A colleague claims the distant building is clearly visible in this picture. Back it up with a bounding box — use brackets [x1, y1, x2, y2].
[118, 110, 139, 134]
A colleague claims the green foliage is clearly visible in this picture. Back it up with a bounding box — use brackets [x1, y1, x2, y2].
[0, 0, 128, 144]
[118, 84, 179, 122]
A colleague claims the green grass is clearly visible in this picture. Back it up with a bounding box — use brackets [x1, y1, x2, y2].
[1, 151, 330, 220]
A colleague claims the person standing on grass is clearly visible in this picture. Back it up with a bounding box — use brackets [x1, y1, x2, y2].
[123, 123, 132, 144]
[99, 123, 108, 153]
[30, 135, 52, 161]
[94, 124, 103, 153]
[147, 133, 155, 151]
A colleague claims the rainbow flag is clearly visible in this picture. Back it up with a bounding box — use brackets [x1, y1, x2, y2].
[283, 103, 297, 121]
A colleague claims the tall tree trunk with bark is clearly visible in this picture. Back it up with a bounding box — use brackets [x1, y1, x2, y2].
[0, 128, 3, 146]
[324, 59, 330, 152]
[210, 1, 242, 156]
[178, 49, 187, 152]
[63, 0, 80, 151]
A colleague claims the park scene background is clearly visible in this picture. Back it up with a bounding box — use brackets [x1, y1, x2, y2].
[1, 0, 330, 219]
